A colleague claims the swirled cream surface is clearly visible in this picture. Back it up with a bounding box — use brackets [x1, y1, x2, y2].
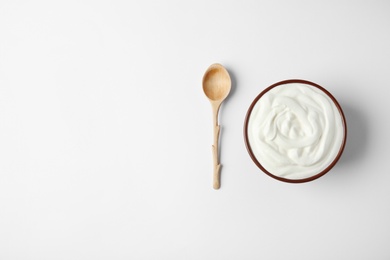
[247, 83, 344, 179]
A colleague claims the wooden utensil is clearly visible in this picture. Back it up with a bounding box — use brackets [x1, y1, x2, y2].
[202, 63, 231, 189]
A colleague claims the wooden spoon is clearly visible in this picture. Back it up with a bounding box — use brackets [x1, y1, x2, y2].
[202, 63, 232, 189]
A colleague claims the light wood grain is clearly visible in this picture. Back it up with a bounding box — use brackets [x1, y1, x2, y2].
[202, 64, 231, 189]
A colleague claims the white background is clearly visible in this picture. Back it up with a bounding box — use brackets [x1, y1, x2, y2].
[1, 0, 389, 259]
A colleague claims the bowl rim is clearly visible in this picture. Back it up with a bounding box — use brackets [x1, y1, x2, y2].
[243, 79, 347, 183]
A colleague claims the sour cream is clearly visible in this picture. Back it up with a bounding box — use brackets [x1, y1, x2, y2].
[246, 81, 345, 180]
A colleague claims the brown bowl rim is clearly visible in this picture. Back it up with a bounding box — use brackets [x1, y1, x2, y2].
[243, 79, 347, 183]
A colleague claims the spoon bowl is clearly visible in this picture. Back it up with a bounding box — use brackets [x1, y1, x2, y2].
[203, 64, 231, 102]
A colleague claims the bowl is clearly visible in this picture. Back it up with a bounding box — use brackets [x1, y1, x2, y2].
[244, 79, 347, 183]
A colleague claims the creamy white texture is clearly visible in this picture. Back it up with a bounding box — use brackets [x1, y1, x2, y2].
[247, 83, 344, 179]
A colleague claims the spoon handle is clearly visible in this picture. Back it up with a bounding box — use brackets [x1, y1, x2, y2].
[211, 102, 221, 189]
[212, 125, 221, 189]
